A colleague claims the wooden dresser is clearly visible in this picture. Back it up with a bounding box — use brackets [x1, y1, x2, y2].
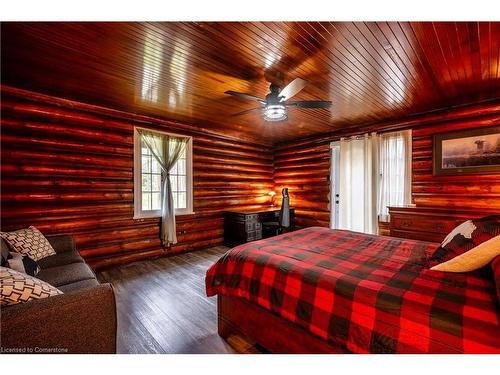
[388, 206, 500, 242]
[223, 207, 295, 247]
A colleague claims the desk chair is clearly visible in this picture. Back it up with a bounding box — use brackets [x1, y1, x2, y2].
[262, 188, 290, 237]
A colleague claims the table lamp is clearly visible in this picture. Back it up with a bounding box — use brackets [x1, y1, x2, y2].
[268, 191, 276, 206]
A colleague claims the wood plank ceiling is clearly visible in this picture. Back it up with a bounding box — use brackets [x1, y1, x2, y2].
[2, 22, 499, 144]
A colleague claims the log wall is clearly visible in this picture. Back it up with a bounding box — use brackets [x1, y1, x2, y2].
[273, 142, 331, 229]
[2, 84, 499, 269]
[412, 120, 500, 210]
[0, 86, 273, 269]
[273, 100, 500, 229]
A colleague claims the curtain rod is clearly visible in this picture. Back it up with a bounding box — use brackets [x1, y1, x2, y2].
[340, 132, 377, 141]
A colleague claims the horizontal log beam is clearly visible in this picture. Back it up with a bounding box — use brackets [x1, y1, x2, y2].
[1, 118, 132, 145]
[1, 178, 133, 191]
[1, 148, 132, 170]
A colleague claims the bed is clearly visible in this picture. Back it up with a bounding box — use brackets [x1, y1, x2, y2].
[206, 227, 500, 353]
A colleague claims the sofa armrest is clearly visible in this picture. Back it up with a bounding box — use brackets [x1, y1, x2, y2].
[46, 235, 75, 254]
[0, 283, 116, 354]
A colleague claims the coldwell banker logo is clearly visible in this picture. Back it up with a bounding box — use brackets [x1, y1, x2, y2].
[1, 346, 68, 353]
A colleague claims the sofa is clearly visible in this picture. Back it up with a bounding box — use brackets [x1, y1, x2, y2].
[1, 234, 117, 354]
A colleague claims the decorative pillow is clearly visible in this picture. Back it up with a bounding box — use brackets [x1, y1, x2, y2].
[0, 226, 56, 261]
[431, 235, 500, 272]
[0, 266, 62, 306]
[430, 215, 500, 264]
[5, 252, 40, 276]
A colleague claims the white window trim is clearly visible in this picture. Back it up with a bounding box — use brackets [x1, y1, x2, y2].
[377, 129, 413, 221]
[133, 126, 194, 219]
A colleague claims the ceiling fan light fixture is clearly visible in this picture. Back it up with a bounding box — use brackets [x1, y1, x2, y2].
[264, 104, 287, 122]
[226, 78, 330, 120]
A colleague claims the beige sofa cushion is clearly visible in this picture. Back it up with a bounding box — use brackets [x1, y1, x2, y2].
[431, 235, 500, 273]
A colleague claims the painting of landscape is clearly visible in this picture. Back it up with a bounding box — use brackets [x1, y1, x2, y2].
[442, 132, 500, 169]
[433, 126, 500, 175]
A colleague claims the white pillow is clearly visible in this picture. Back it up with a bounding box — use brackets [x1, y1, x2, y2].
[431, 235, 500, 272]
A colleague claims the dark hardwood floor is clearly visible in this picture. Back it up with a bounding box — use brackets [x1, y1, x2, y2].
[98, 246, 260, 354]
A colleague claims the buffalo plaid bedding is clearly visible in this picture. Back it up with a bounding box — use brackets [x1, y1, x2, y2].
[206, 227, 500, 353]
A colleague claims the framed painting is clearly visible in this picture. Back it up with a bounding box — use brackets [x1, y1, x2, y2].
[433, 125, 500, 176]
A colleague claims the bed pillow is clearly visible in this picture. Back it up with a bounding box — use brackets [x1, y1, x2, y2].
[0, 266, 62, 306]
[431, 235, 500, 272]
[0, 226, 56, 261]
[430, 215, 500, 264]
[5, 252, 40, 276]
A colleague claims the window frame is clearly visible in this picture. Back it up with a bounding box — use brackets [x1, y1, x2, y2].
[133, 126, 194, 219]
[377, 129, 412, 222]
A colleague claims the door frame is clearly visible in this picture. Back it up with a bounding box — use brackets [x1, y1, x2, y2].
[330, 141, 340, 229]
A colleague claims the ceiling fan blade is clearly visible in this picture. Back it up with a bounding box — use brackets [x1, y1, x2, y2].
[278, 78, 308, 101]
[225, 91, 266, 103]
[286, 100, 332, 109]
[231, 106, 265, 116]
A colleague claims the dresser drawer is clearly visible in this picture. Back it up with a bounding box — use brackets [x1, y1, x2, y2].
[246, 222, 262, 231]
[390, 229, 445, 243]
[388, 206, 499, 242]
[247, 229, 262, 241]
[390, 215, 456, 234]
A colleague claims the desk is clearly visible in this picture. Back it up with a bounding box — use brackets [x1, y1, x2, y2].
[223, 207, 295, 247]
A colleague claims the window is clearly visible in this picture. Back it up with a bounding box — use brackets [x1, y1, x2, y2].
[377, 130, 412, 222]
[134, 127, 193, 218]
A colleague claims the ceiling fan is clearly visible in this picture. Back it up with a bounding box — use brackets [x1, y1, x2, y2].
[225, 78, 332, 122]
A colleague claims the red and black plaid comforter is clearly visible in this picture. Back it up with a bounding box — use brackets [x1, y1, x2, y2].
[206, 227, 500, 353]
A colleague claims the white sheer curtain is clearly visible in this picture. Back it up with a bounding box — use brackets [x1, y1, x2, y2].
[138, 129, 188, 246]
[339, 133, 379, 234]
[378, 130, 412, 222]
